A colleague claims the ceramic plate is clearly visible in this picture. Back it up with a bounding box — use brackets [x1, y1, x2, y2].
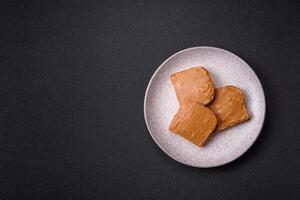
[144, 46, 266, 168]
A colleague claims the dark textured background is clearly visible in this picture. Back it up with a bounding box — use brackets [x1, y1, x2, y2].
[1, 0, 299, 199]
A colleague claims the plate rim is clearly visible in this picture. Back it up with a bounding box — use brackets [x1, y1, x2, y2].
[144, 46, 266, 168]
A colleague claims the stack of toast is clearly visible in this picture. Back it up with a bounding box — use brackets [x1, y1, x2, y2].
[169, 67, 250, 147]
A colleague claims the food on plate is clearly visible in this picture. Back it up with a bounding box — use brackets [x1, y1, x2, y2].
[168, 67, 251, 147]
[208, 86, 250, 131]
[170, 67, 215, 105]
[169, 103, 217, 146]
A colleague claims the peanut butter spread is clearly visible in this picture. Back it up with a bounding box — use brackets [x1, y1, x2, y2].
[169, 103, 217, 146]
[170, 67, 215, 105]
[208, 86, 250, 131]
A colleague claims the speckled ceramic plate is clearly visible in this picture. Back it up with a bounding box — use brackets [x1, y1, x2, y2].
[144, 46, 266, 168]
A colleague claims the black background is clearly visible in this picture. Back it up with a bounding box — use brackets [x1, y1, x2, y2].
[1, 0, 300, 199]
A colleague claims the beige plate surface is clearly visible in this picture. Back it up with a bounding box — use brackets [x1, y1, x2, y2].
[144, 46, 266, 168]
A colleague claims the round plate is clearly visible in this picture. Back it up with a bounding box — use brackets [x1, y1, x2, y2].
[144, 46, 266, 168]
